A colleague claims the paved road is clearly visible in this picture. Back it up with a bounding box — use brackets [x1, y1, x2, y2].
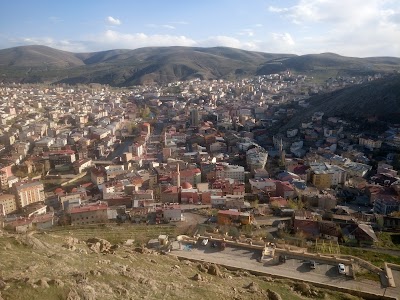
[171, 244, 400, 299]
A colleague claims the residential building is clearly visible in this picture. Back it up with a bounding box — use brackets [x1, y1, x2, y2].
[12, 181, 45, 208]
[69, 203, 108, 225]
[0, 194, 17, 215]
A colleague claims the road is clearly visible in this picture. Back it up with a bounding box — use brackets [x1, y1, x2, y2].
[171, 243, 400, 299]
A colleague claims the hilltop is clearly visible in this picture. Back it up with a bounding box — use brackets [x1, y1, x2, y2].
[0, 45, 399, 86]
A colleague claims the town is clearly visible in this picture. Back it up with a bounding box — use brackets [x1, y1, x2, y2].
[0, 71, 400, 298]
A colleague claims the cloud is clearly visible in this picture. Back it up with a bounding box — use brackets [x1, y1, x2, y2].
[268, 0, 400, 56]
[272, 33, 295, 46]
[162, 25, 175, 29]
[96, 30, 196, 49]
[200, 35, 258, 50]
[49, 16, 63, 23]
[238, 29, 254, 37]
[106, 16, 121, 26]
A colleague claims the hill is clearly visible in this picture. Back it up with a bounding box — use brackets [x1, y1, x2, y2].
[0, 227, 370, 300]
[280, 74, 400, 130]
[257, 53, 400, 80]
[0, 45, 399, 86]
[0, 45, 85, 67]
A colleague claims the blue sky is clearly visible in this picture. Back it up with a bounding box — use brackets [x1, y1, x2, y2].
[0, 0, 399, 57]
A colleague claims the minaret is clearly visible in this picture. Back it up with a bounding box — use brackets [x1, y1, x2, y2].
[176, 163, 181, 188]
[279, 139, 286, 166]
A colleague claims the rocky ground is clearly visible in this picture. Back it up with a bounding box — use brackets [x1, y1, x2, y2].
[0, 228, 363, 300]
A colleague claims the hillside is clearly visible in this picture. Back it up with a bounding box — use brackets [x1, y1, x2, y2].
[280, 74, 400, 130]
[0, 45, 85, 67]
[257, 53, 400, 79]
[0, 45, 399, 86]
[0, 227, 365, 300]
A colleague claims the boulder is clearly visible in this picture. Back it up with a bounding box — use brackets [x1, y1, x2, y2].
[267, 289, 283, 300]
[36, 278, 49, 288]
[207, 264, 222, 277]
[86, 238, 112, 254]
[245, 282, 259, 293]
[67, 289, 81, 300]
[49, 279, 65, 287]
[197, 263, 208, 273]
[192, 273, 203, 281]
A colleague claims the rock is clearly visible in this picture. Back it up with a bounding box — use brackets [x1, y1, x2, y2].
[89, 270, 101, 277]
[66, 237, 79, 245]
[63, 244, 76, 251]
[49, 279, 64, 287]
[150, 259, 157, 264]
[197, 263, 208, 273]
[207, 264, 222, 277]
[73, 273, 88, 284]
[134, 247, 150, 254]
[4, 243, 11, 250]
[86, 238, 112, 254]
[67, 289, 81, 300]
[0, 291, 3, 300]
[267, 289, 283, 300]
[0, 280, 6, 290]
[125, 239, 135, 246]
[245, 282, 259, 293]
[82, 285, 96, 300]
[294, 282, 310, 296]
[182, 260, 192, 266]
[36, 278, 49, 288]
[172, 265, 180, 269]
[191, 273, 203, 281]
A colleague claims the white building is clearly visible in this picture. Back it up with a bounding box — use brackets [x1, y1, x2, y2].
[216, 164, 245, 182]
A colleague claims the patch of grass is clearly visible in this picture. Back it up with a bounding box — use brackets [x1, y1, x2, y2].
[1, 285, 69, 300]
[339, 246, 400, 267]
[355, 270, 380, 282]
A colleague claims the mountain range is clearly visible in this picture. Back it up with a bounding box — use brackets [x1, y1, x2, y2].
[1, 45, 400, 86]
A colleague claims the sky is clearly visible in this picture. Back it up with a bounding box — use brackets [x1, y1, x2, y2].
[0, 0, 399, 57]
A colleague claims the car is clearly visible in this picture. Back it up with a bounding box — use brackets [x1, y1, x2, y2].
[211, 242, 217, 248]
[338, 263, 346, 274]
[279, 255, 287, 263]
[201, 238, 209, 246]
[310, 261, 317, 269]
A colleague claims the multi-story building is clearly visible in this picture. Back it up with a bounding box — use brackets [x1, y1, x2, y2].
[172, 168, 202, 187]
[374, 195, 400, 215]
[47, 150, 76, 168]
[311, 171, 331, 190]
[215, 164, 245, 182]
[0, 194, 17, 215]
[12, 181, 45, 208]
[359, 136, 382, 150]
[69, 203, 108, 225]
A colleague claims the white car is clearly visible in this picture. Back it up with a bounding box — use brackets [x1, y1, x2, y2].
[338, 263, 346, 275]
[201, 238, 209, 246]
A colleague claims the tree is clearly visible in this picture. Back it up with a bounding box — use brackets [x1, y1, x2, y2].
[140, 106, 151, 119]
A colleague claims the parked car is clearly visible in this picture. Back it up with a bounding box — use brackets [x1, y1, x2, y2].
[279, 255, 287, 263]
[201, 238, 209, 246]
[309, 261, 316, 269]
[338, 263, 346, 275]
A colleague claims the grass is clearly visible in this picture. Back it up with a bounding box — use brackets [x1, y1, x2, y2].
[339, 246, 400, 268]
